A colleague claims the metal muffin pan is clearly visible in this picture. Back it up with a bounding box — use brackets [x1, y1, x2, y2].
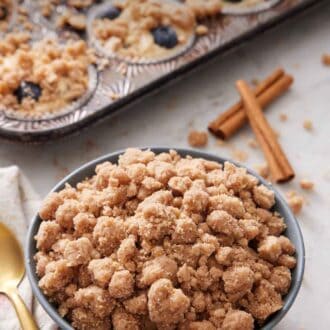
[0, 0, 325, 143]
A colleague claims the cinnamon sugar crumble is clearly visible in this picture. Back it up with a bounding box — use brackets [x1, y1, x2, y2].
[35, 148, 296, 329]
[109, 92, 120, 101]
[286, 191, 304, 214]
[299, 179, 314, 191]
[303, 120, 313, 131]
[188, 130, 208, 147]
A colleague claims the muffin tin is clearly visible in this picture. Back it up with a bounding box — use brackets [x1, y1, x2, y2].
[0, 0, 324, 143]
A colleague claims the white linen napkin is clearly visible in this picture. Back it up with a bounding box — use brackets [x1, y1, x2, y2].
[0, 166, 57, 330]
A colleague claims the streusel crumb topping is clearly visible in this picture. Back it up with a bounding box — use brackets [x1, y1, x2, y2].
[35, 149, 296, 329]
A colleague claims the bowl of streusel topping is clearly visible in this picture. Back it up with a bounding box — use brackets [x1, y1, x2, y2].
[26, 148, 304, 330]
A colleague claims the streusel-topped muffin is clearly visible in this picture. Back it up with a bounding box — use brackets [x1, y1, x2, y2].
[0, 33, 94, 115]
[91, 0, 196, 62]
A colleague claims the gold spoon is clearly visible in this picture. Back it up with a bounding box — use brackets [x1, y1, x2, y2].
[0, 222, 38, 330]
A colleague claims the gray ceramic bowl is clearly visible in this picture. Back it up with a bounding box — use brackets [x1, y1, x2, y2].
[26, 148, 305, 330]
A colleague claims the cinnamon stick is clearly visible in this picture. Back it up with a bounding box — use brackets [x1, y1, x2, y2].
[208, 69, 293, 139]
[236, 80, 295, 183]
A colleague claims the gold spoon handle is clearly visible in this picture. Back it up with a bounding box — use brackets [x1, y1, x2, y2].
[6, 287, 39, 330]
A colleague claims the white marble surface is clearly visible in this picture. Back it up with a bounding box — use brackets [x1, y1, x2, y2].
[1, 2, 330, 329]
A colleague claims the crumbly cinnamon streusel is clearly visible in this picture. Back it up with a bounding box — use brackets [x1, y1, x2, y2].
[188, 130, 208, 148]
[0, 33, 94, 115]
[35, 148, 296, 329]
[92, 0, 195, 61]
[299, 179, 314, 191]
[286, 191, 304, 214]
[303, 119, 313, 131]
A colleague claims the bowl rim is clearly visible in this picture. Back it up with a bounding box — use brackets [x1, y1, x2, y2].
[25, 147, 305, 330]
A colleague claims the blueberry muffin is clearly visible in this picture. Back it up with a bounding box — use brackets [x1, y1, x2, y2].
[91, 0, 196, 62]
[0, 33, 95, 116]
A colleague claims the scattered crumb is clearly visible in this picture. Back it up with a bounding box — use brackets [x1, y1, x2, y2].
[231, 149, 248, 162]
[188, 130, 208, 147]
[299, 179, 314, 191]
[322, 54, 330, 66]
[109, 92, 120, 101]
[216, 139, 226, 147]
[279, 113, 288, 122]
[254, 163, 270, 180]
[303, 120, 313, 131]
[248, 138, 258, 149]
[286, 191, 304, 214]
[195, 24, 208, 36]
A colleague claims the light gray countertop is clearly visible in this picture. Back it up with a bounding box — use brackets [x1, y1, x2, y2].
[1, 2, 329, 329]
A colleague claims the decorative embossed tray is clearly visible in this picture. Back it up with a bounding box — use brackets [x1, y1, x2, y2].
[0, 0, 324, 143]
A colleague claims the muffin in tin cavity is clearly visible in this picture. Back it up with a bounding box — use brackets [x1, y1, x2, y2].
[0, 32, 98, 120]
[88, 0, 196, 64]
[220, 0, 282, 15]
[0, 0, 17, 32]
